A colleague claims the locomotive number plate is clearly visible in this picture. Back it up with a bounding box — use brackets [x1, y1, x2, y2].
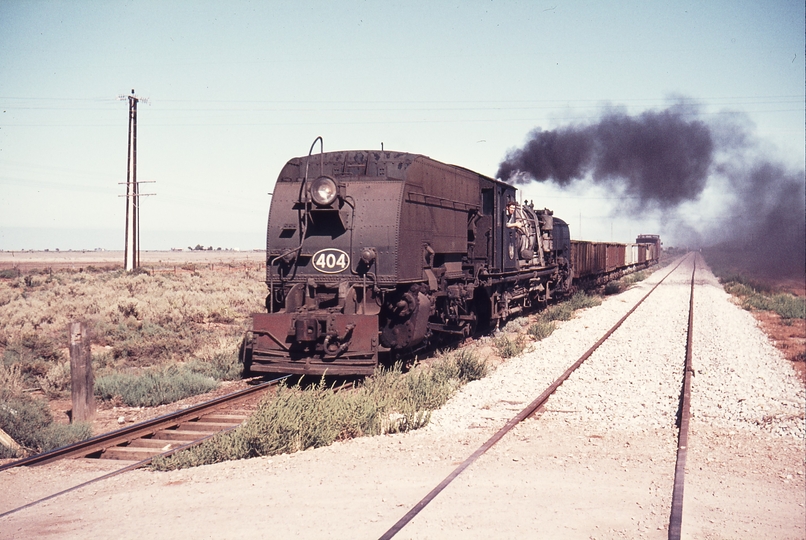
[312, 248, 350, 274]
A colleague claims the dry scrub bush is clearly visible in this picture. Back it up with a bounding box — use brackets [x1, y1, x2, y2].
[0, 363, 26, 396]
[0, 267, 265, 394]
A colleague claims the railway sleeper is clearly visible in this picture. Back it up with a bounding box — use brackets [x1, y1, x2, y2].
[175, 420, 241, 431]
[198, 413, 249, 423]
[151, 429, 219, 441]
[100, 446, 175, 461]
[126, 438, 192, 449]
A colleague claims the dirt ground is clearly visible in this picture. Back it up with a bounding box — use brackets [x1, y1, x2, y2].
[0, 252, 803, 539]
[753, 311, 806, 382]
[0, 249, 264, 272]
[0, 415, 803, 539]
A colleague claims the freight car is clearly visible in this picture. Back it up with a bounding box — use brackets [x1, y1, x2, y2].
[570, 235, 660, 288]
[242, 141, 659, 376]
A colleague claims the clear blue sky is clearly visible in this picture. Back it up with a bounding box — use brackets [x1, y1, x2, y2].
[1, 0, 803, 250]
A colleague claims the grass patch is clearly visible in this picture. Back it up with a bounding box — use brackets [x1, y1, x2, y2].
[712, 270, 775, 294]
[0, 266, 266, 370]
[151, 351, 487, 471]
[0, 265, 266, 407]
[566, 291, 603, 310]
[494, 334, 526, 358]
[527, 321, 556, 341]
[450, 348, 489, 382]
[427, 348, 489, 384]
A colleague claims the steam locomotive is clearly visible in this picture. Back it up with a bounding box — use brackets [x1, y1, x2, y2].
[242, 141, 660, 376]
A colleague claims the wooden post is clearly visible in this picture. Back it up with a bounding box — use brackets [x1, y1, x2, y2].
[0, 428, 21, 453]
[69, 322, 95, 422]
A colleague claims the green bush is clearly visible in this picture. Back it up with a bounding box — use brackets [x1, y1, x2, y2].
[451, 349, 488, 382]
[715, 272, 774, 294]
[95, 365, 219, 407]
[35, 422, 93, 453]
[0, 393, 51, 453]
[0, 392, 92, 456]
[720, 275, 806, 320]
[723, 281, 757, 297]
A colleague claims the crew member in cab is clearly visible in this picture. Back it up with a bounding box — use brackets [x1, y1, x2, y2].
[506, 200, 533, 260]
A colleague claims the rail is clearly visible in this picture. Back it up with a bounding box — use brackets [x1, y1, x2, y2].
[668, 254, 697, 539]
[378, 255, 693, 539]
[0, 375, 288, 519]
[0, 376, 286, 471]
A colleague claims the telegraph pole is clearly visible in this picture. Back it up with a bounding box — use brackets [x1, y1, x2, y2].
[119, 89, 154, 271]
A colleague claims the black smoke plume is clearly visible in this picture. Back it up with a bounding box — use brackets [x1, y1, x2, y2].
[497, 103, 805, 279]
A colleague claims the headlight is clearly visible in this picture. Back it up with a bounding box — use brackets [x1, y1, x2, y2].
[310, 176, 338, 206]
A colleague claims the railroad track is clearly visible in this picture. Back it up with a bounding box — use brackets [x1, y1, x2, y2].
[379, 254, 698, 539]
[0, 375, 287, 518]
